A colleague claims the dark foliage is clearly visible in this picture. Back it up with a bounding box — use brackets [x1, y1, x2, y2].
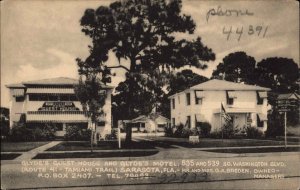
[9, 122, 57, 142]
[77, 0, 215, 143]
[255, 57, 299, 93]
[64, 125, 91, 141]
[196, 122, 212, 137]
[265, 110, 284, 137]
[168, 69, 208, 95]
[245, 126, 264, 139]
[212, 51, 256, 84]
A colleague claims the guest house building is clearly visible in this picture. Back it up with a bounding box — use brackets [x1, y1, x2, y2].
[6, 77, 113, 137]
[169, 79, 271, 133]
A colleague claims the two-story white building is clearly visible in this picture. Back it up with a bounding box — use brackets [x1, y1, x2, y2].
[6, 77, 113, 138]
[169, 79, 271, 133]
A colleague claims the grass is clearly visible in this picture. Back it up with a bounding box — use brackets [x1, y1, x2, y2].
[1, 141, 50, 152]
[33, 150, 159, 159]
[47, 140, 157, 151]
[202, 147, 300, 154]
[1, 153, 22, 160]
[143, 136, 300, 148]
[47, 137, 299, 151]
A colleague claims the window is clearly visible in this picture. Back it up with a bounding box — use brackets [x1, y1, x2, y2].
[195, 91, 204, 105]
[172, 118, 175, 126]
[257, 116, 264, 128]
[186, 93, 191, 105]
[70, 95, 78, 101]
[16, 96, 25, 102]
[97, 121, 105, 127]
[186, 116, 191, 128]
[257, 91, 265, 105]
[226, 91, 235, 105]
[40, 94, 48, 101]
[195, 98, 203, 105]
[29, 94, 40, 101]
[48, 95, 59, 101]
[60, 95, 70, 101]
[172, 98, 175, 109]
[55, 123, 63, 131]
[227, 98, 234, 105]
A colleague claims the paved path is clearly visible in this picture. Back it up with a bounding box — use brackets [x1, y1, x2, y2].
[14, 141, 62, 160]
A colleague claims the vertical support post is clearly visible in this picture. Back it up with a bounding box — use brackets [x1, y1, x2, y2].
[220, 103, 223, 139]
[118, 127, 121, 149]
[284, 111, 287, 149]
[90, 129, 94, 153]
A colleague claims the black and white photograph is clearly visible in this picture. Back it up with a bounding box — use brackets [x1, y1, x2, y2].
[1, 0, 299, 189]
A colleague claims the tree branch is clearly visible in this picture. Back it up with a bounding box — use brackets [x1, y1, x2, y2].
[107, 65, 130, 72]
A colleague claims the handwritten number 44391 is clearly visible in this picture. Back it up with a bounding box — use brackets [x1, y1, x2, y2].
[223, 25, 269, 41]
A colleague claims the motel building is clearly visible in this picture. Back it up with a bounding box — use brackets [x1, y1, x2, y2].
[169, 79, 271, 133]
[6, 77, 113, 138]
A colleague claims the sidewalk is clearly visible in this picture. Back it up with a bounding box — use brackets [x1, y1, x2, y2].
[14, 141, 62, 160]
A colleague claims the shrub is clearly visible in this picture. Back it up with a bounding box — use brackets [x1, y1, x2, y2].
[246, 126, 264, 139]
[181, 127, 191, 138]
[209, 130, 222, 138]
[9, 122, 58, 141]
[80, 129, 91, 141]
[266, 110, 284, 137]
[173, 123, 184, 137]
[189, 127, 200, 136]
[42, 123, 57, 140]
[9, 122, 32, 142]
[220, 121, 241, 138]
[196, 122, 212, 137]
[105, 128, 118, 140]
[1, 119, 10, 139]
[164, 125, 173, 137]
[64, 125, 90, 141]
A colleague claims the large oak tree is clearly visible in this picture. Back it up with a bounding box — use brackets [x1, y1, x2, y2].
[77, 0, 215, 143]
[211, 51, 256, 84]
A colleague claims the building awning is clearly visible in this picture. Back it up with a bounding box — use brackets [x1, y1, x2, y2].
[257, 113, 267, 121]
[258, 91, 267, 98]
[195, 91, 205, 98]
[12, 89, 25, 97]
[26, 112, 88, 123]
[27, 88, 74, 94]
[227, 91, 237, 98]
[195, 114, 206, 122]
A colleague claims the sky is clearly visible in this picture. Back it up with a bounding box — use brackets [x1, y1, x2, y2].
[1, 0, 299, 108]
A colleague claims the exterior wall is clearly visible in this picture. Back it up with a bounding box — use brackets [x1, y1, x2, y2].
[9, 87, 113, 138]
[96, 89, 112, 137]
[170, 90, 269, 132]
[9, 89, 25, 127]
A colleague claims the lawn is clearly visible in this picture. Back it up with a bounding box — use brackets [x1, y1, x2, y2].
[139, 136, 300, 148]
[33, 150, 159, 159]
[47, 137, 299, 151]
[1, 141, 50, 152]
[47, 140, 157, 151]
[202, 147, 300, 154]
[1, 153, 22, 160]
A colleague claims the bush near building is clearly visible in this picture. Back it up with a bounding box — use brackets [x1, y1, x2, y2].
[9, 122, 57, 142]
[64, 125, 91, 141]
[246, 126, 264, 139]
[196, 122, 212, 137]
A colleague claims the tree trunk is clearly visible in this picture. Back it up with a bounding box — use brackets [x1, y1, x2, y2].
[125, 123, 132, 145]
[125, 58, 137, 144]
[90, 130, 94, 153]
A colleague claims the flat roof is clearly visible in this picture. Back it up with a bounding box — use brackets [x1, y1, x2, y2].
[6, 77, 114, 89]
